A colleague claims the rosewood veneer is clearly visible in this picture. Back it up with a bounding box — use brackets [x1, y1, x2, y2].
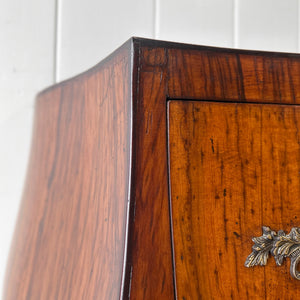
[4, 37, 300, 299]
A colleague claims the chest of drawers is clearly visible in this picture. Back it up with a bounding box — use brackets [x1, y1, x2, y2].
[4, 38, 300, 299]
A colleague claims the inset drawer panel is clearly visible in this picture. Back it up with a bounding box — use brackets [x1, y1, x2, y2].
[168, 100, 300, 299]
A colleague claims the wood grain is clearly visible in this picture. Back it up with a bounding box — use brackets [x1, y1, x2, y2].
[262, 105, 300, 298]
[5, 37, 300, 299]
[4, 42, 132, 300]
[167, 48, 300, 103]
[168, 100, 300, 299]
[124, 45, 175, 299]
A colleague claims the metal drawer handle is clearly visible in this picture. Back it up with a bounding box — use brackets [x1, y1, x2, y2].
[245, 226, 300, 280]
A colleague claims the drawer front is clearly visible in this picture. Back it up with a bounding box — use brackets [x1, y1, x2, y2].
[168, 100, 300, 299]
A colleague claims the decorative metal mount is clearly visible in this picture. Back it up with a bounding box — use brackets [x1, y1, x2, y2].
[245, 226, 300, 280]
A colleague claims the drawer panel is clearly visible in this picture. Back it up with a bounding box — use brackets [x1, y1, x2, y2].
[168, 100, 300, 299]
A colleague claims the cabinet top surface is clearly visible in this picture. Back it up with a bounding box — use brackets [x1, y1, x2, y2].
[132, 36, 300, 56]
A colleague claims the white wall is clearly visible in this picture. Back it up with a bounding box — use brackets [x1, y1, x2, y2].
[1, 0, 299, 297]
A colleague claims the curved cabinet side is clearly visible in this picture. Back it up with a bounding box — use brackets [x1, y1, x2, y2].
[4, 43, 132, 300]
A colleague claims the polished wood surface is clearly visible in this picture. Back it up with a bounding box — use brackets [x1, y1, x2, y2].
[126, 46, 174, 299]
[4, 42, 132, 299]
[168, 48, 300, 103]
[5, 37, 300, 299]
[168, 101, 300, 299]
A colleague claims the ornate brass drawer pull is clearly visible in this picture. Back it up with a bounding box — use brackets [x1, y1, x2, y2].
[245, 226, 300, 280]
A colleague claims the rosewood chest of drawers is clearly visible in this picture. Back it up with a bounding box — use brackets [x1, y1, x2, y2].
[4, 38, 300, 299]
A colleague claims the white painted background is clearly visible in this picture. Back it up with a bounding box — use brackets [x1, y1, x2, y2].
[0, 0, 299, 296]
